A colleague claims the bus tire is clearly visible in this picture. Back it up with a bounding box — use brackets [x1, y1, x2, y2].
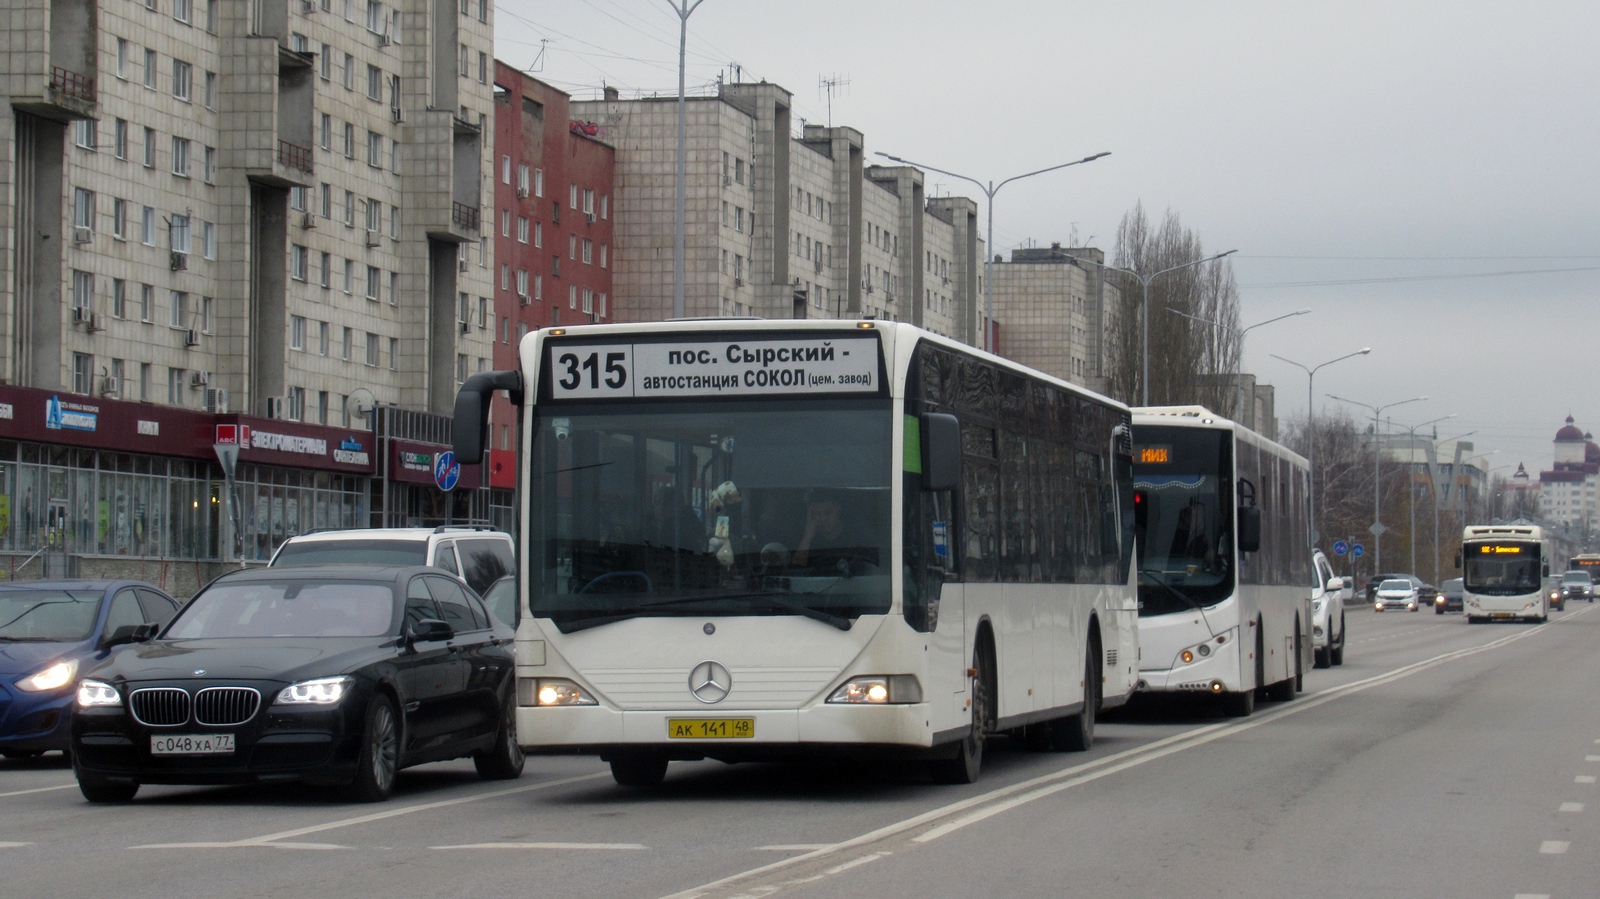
[931, 637, 994, 784]
[1221, 688, 1254, 717]
[1293, 624, 1304, 693]
[609, 754, 669, 787]
[1314, 646, 1330, 669]
[1050, 645, 1099, 752]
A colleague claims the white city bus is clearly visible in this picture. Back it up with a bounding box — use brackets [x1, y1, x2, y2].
[452, 320, 1139, 785]
[1460, 524, 1550, 623]
[1131, 407, 1314, 716]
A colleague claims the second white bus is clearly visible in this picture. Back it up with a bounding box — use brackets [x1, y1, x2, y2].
[1461, 524, 1550, 623]
[1132, 406, 1314, 716]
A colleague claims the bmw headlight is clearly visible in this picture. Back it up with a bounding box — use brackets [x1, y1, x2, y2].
[18, 658, 78, 693]
[76, 678, 122, 708]
[275, 675, 354, 705]
[827, 675, 923, 704]
[520, 677, 598, 707]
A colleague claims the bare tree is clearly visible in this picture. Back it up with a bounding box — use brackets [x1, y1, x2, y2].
[1105, 203, 1240, 409]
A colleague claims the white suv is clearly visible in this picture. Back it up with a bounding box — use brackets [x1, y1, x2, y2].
[1311, 549, 1347, 668]
[269, 527, 515, 596]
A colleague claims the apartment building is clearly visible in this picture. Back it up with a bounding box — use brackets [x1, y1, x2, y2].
[0, 0, 497, 587]
[572, 81, 984, 344]
[486, 62, 614, 481]
[988, 244, 1120, 393]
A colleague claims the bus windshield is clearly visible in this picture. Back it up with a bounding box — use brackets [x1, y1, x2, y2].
[1134, 426, 1234, 615]
[530, 398, 892, 630]
[1464, 543, 1541, 595]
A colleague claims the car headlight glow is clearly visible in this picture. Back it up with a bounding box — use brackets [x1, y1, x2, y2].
[18, 658, 78, 693]
[275, 675, 354, 705]
[827, 675, 923, 704]
[520, 677, 598, 707]
[76, 678, 122, 708]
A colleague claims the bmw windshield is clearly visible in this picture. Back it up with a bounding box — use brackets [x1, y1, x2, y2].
[528, 399, 892, 631]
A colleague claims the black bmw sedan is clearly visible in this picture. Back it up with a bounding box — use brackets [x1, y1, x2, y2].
[71, 566, 522, 803]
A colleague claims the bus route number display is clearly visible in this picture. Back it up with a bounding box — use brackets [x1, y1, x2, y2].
[1135, 445, 1172, 464]
[546, 337, 880, 400]
[1477, 544, 1533, 555]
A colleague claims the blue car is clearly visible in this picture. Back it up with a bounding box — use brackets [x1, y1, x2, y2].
[0, 581, 182, 758]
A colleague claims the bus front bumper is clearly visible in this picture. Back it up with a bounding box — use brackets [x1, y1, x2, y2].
[516, 702, 938, 756]
[1137, 632, 1242, 694]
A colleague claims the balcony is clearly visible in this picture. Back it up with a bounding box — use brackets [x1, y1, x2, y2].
[236, 41, 316, 189]
[10, 0, 99, 123]
[278, 140, 314, 175]
[452, 203, 479, 231]
[410, 110, 483, 244]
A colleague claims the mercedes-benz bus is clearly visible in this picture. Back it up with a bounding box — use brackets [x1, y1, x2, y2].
[452, 320, 1138, 786]
[1131, 407, 1313, 716]
[1460, 524, 1550, 623]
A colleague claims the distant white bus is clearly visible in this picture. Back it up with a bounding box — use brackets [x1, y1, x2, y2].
[453, 320, 1139, 786]
[1460, 524, 1550, 623]
[1132, 407, 1314, 716]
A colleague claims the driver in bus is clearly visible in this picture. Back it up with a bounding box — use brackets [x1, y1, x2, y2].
[793, 493, 869, 574]
[1170, 500, 1216, 572]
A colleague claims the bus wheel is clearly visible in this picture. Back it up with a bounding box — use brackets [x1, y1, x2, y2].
[609, 754, 668, 787]
[1220, 688, 1254, 717]
[1050, 647, 1099, 752]
[932, 639, 993, 784]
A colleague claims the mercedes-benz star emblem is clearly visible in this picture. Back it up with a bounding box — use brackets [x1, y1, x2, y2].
[688, 660, 732, 704]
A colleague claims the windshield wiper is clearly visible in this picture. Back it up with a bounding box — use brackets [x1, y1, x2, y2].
[1138, 568, 1206, 613]
[558, 591, 852, 633]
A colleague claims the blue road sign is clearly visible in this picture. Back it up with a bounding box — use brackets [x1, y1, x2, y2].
[1352, 544, 1365, 558]
[433, 451, 460, 491]
[1334, 541, 1349, 556]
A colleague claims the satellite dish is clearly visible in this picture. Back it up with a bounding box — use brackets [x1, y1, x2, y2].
[349, 388, 376, 421]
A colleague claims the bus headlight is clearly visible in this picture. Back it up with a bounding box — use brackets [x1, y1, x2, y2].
[827, 675, 922, 704]
[521, 677, 598, 707]
[1177, 639, 1216, 666]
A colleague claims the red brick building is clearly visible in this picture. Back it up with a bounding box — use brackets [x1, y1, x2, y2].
[487, 63, 615, 485]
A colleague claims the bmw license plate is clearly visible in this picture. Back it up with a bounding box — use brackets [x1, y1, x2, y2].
[667, 719, 755, 739]
[150, 733, 235, 755]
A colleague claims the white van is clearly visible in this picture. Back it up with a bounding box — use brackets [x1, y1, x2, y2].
[269, 527, 514, 596]
[1311, 549, 1347, 668]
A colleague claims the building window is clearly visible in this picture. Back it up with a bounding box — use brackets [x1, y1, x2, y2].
[117, 39, 130, 79]
[174, 0, 192, 23]
[478, 51, 487, 84]
[202, 221, 216, 259]
[581, 288, 593, 315]
[318, 320, 330, 355]
[344, 190, 355, 226]
[168, 368, 187, 406]
[171, 136, 190, 176]
[569, 234, 576, 259]
[112, 279, 128, 318]
[320, 113, 331, 149]
[173, 59, 192, 101]
[113, 119, 128, 158]
[319, 252, 332, 288]
[600, 244, 607, 268]
[203, 146, 216, 182]
[599, 293, 607, 317]
[204, 71, 217, 108]
[342, 327, 353, 360]
[582, 188, 594, 216]
[534, 168, 544, 197]
[140, 284, 154, 322]
[735, 207, 744, 233]
[366, 265, 381, 300]
[343, 52, 355, 90]
[71, 270, 94, 314]
[534, 273, 542, 300]
[569, 183, 578, 209]
[734, 157, 745, 184]
[515, 269, 528, 298]
[343, 123, 354, 158]
[600, 195, 608, 219]
[516, 217, 529, 243]
[343, 259, 354, 293]
[533, 222, 542, 248]
[287, 387, 306, 421]
[143, 49, 158, 90]
[112, 199, 128, 239]
[390, 271, 400, 305]
[289, 315, 306, 350]
[201, 296, 213, 332]
[367, 130, 382, 166]
[141, 206, 156, 245]
[170, 291, 189, 329]
[389, 337, 399, 370]
[72, 188, 95, 231]
[582, 239, 592, 264]
[73, 119, 96, 150]
[569, 284, 577, 310]
[290, 244, 308, 280]
[143, 126, 157, 167]
[365, 197, 381, 232]
[367, 64, 382, 100]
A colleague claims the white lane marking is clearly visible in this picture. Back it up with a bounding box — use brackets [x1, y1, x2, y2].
[432, 842, 648, 850]
[753, 845, 834, 852]
[659, 618, 1562, 899]
[1577, 775, 1597, 784]
[1514, 893, 1552, 898]
[124, 771, 611, 850]
[1585, 755, 1600, 762]
[131, 841, 349, 850]
[0, 784, 77, 799]
[1560, 802, 1584, 812]
[0, 842, 35, 848]
[1539, 841, 1570, 854]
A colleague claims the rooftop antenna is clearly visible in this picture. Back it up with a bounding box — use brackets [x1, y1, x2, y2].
[819, 73, 850, 127]
[525, 39, 548, 74]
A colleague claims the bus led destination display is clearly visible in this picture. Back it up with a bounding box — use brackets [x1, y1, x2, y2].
[544, 336, 881, 400]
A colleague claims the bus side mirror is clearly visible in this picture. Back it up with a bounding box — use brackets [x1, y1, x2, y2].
[1454, 550, 1461, 570]
[1237, 506, 1261, 553]
[452, 370, 523, 463]
[921, 413, 961, 493]
[1543, 562, 1551, 578]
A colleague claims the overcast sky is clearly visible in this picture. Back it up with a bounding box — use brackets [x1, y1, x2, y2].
[497, 0, 1600, 471]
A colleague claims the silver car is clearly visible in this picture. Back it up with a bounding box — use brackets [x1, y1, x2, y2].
[1374, 578, 1419, 612]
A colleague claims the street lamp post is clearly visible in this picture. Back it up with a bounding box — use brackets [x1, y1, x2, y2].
[1427, 430, 1477, 585]
[1390, 414, 1458, 574]
[875, 151, 1110, 353]
[665, 0, 709, 320]
[1167, 306, 1311, 422]
[1327, 393, 1429, 574]
[1268, 348, 1372, 549]
[1115, 251, 1237, 406]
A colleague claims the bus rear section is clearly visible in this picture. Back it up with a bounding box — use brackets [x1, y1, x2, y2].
[1461, 525, 1549, 623]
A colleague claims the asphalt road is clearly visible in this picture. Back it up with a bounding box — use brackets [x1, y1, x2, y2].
[4, 602, 1597, 899]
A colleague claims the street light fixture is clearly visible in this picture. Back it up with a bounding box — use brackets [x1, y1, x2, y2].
[1114, 251, 1237, 406]
[665, 0, 711, 320]
[1327, 393, 1428, 573]
[1268, 347, 1372, 549]
[874, 150, 1110, 353]
[1390, 414, 1458, 575]
[1167, 306, 1311, 422]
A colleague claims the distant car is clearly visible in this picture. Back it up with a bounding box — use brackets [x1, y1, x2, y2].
[269, 527, 515, 596]
[71, 565, 522, 803]
[1436, 577, 1464, 614]
[0, 581, 182, 759]
[1560, 570, 1594, 605]
[1311, 550, 1346, 668]
[1367, 573, 1436, 606]
[480, 575, 518, 628]
[1374, 578, 1419, 612]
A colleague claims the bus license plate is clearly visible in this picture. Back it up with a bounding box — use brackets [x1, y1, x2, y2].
[1492, 613, 1513, 619]
[151, 733, 235, 755]
[667, 719, 755, 739]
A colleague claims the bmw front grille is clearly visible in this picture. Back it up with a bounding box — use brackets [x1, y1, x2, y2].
[129, 688, 192, 727]
[194, 688, 261, 726]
